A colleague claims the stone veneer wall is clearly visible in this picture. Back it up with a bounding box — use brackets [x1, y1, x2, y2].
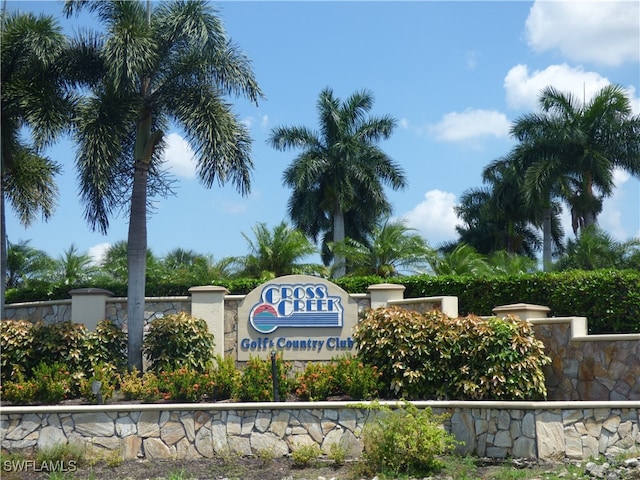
[3, 300, 72, 324]
[531, 318, 640, 401]
[2, 402, 639, 462]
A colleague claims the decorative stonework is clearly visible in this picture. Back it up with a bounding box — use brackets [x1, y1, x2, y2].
[2, 402, 638, 462]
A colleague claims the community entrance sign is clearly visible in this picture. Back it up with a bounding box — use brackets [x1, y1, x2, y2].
[237, 275, 359, 361]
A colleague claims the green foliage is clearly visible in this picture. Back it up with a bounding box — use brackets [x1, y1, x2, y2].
[212, 355, 241, 400]
[119, 369, 162, 403]
[295, 354, 381, 401]
[143, 312, 215, 373]
[83, 320, 128, 376]
[291, 443, 321, 467]
[0, 319, 35, 382]
[32, 321, 87, 375]
[1, 371, 38, 404]
[234, 354, 293, 402]
[354, 307, 549, 400]
[36, 442, 84, 469]
[360, 402, 457, 477]
[31, 362, 74, 404]
[78, 362, 119, 401]
[157, 367, 217, 402]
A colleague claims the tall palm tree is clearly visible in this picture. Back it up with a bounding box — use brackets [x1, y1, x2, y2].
[1, 11, 73, 317]
[330, 217, 433, 277]
[64, 0, 263, 371]
[455, 152, 564, 260]
[512, 84, 640, 267]
[237, 222, 323, 279]
[268, 88, 407, 278]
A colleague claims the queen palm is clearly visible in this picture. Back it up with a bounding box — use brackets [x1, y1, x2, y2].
[268, 88, 407, 278]
[1, 12, 73, 318]
[65, 0, 262, 371]
[512, 84, 640, 263]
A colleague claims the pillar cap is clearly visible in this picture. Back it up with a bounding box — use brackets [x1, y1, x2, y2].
[367, 283, 406, 292]
[69, 288, 113, 296]
[188, 285, 229, 294]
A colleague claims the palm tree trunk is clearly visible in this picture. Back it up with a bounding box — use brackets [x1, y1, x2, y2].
[127, 105, 160, 372]
[1, 180, 6, 320]
[333, 207, 346, 278]
[542, 206, 552, 272]
[127, 159, 148, 372]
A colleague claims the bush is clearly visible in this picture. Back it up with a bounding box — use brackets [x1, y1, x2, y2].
[295, 354, 382, 401]
[1, 372, 38, 404]
[0, 320, 35, 382]
[234, 354, 293, 402]
[31, 321, 87, 379]
[119, 369, 162, 402]
[157, 367, 217, 402]
[212, 355, 241, 401]
[143, 312, 215, 373]
[83, 320, 127, 377]
[31, 362, 74, 404]
[360, 402, 457, 477]
[78, 362, 120, 402]
[354, 306, 550, 400]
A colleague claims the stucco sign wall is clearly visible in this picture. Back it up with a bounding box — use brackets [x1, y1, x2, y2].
[237, 275, 359, 361]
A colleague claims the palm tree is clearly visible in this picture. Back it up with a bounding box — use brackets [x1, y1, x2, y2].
[54, 244, 98, 286]
[330, 217, 433, 277]
[5, 239, 57, 289]
[454, 152, 564, 260]
[98, 240, 161, 283]
[554, 226, 640, 271]
[161, 248, 237, 284]
[268, 88, 407, 278]
[511, 84, 640, 267]
[428, 244, 492, 277]
[237, 222, 323, 279]
[64, 0, 263, 371]
[1, 11, 74, 317]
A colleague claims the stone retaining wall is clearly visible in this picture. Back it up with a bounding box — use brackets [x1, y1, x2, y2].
[2, 402, 638, 462]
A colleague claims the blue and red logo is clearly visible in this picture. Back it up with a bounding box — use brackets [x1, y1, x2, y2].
[249, 283, 343, 334]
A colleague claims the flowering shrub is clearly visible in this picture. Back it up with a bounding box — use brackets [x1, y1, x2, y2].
[234, 354, 293, 402]
[296, 354, 382, 401]
[1, 372, 38, 404]
[31, 362, 74, 404]
[119, 369, 162, 402]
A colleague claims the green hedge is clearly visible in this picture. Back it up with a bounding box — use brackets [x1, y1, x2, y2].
[6, 270, 639, 334]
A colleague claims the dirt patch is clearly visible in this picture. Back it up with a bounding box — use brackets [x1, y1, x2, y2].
[0, 455, 576, 480]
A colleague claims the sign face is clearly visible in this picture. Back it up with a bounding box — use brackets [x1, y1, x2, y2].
[237, 275, 359, 361]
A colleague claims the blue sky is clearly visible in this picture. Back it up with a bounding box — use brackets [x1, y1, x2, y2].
[5, 0, 640, 266]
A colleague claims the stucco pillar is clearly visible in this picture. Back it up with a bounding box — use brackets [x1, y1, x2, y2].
[189, 286, 229, 358]
[492, 303, 550, 320]
[368, 283, 406, 309]
[69, 288, 113, 331]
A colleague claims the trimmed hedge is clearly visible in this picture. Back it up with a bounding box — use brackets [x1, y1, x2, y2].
[5, 270, 639, 334]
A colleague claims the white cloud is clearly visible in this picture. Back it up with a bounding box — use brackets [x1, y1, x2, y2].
[398, 118, 409, 130]
[427, 109, 511, 142]
[260, 115, 269, 128]
[87, 242, 110, 266]
[526, 0, 640, 66]
[504, 64, 611, 111]
[219, 200, 248, 215]
[401, 190, 461, 245]
[162, 133, 196, 179]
